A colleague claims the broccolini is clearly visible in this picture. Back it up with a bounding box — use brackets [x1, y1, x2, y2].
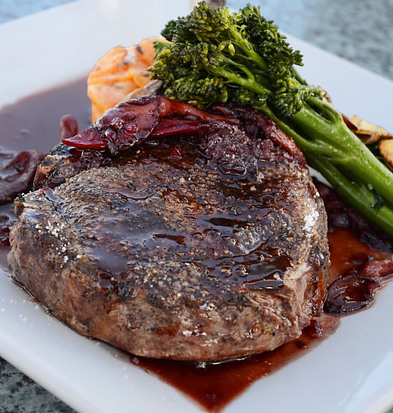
[149, 2, 393, 237]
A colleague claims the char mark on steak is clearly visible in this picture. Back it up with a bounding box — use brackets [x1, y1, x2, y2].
[9, 97, 328, 361]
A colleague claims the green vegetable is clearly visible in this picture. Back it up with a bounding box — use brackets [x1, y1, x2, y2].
[149, 2, 393, 237]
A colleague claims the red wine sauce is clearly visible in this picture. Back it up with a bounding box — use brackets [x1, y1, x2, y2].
[0, 78, 91, 153]
[132, 314, 338, 412]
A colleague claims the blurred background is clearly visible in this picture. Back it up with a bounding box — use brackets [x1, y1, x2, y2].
[0, 0, 392, 412]
[1, 0, 392, 81]
[232, 0, 393, 82]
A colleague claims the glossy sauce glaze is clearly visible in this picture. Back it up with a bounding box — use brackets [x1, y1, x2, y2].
[131, 191, 393, 411]
[1, 79, 393, 412]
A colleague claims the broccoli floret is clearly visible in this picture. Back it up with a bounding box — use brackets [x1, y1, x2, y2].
[150, 2, 320, 116]
[149, 2, 393, 237]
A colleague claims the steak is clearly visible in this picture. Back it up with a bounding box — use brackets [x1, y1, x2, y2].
[8, 97, 329, 361]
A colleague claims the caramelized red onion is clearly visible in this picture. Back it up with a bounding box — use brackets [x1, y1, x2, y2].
[62, 96, 305, 166]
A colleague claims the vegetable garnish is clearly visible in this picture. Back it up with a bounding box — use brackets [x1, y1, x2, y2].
[150, 2, 393, 237]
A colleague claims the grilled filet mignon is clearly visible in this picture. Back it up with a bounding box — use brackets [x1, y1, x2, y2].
[8, 98, 328, 361]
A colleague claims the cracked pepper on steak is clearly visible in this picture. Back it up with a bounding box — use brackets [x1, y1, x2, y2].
[7, 97, 329, 361]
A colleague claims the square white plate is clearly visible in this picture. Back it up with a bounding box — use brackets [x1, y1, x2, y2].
[1, 1, 393, 412]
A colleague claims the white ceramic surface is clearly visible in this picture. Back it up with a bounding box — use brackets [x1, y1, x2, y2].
[1, 1, 393, 412]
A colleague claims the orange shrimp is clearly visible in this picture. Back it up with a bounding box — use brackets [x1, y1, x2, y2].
[87, 37, 162, 122]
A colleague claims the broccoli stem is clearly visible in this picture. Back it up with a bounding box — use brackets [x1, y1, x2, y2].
[288, 104, 393, 205]
[215, 65, 393, 231]
[218, 67, 269, 96]
[307, 151, 393, 235]
[261, 100, 393, 233]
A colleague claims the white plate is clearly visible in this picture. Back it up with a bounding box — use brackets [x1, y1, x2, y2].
[1, 1, 393, 412]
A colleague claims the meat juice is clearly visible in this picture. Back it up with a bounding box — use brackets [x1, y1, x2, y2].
[0, 79, 392, 412]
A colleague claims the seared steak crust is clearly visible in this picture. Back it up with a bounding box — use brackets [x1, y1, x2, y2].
[8, 102, 328, 361]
